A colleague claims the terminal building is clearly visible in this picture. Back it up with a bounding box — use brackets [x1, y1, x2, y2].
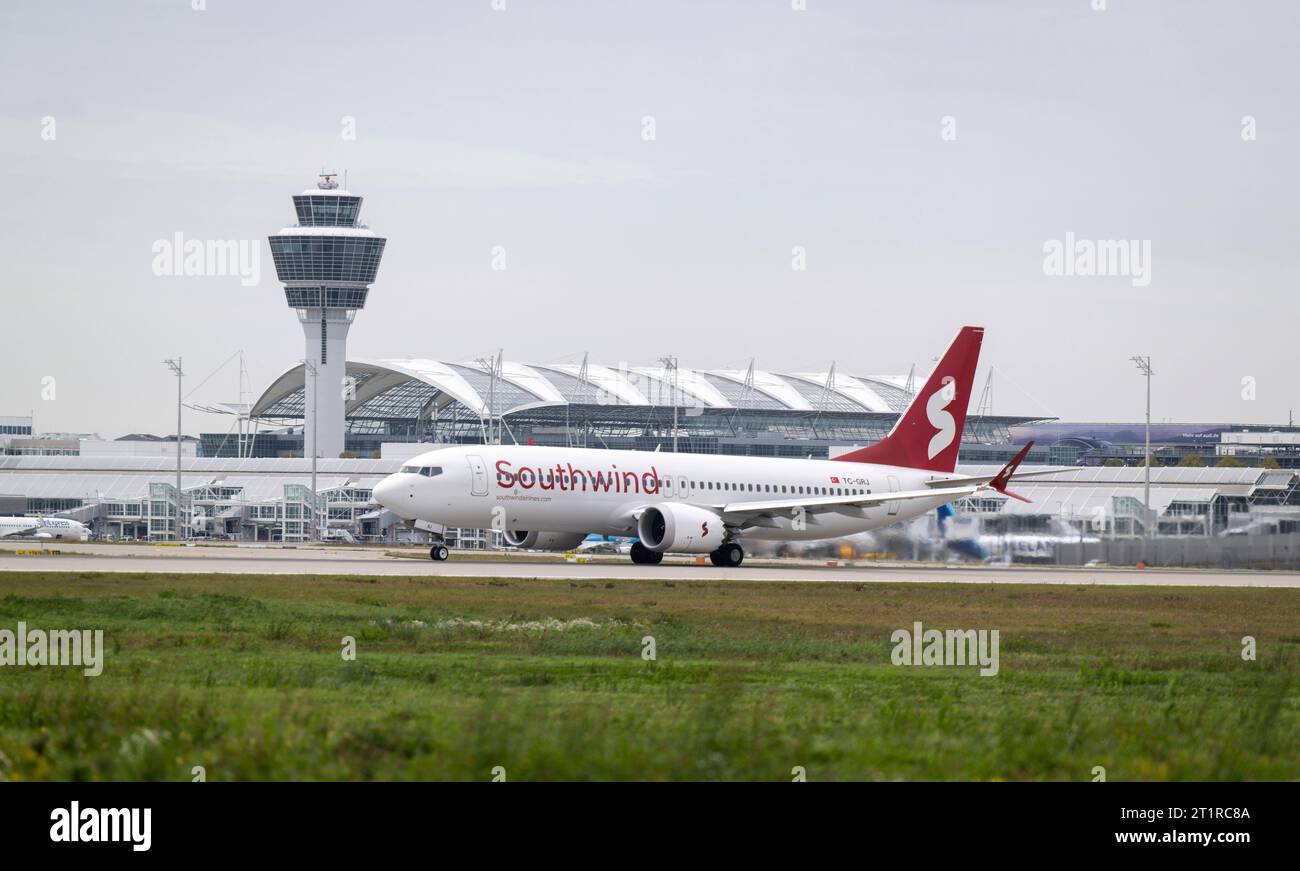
[212, 356, 1057, 464]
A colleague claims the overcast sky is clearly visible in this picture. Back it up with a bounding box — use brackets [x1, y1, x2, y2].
[1, 0, 1297, 439]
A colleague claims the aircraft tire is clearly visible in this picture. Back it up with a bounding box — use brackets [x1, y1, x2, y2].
[717, 542, 744, 567]
[630, 542, 663, 565]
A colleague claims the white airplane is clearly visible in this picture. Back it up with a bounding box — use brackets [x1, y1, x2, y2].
[935, 504, 1100, 563]
[373, 326, 1064, 565]
[0, 516, 90, 542]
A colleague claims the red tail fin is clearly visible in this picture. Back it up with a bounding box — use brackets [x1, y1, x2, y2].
[836, 326, 984, 473]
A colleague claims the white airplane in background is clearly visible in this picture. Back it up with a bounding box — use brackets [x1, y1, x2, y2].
[935, 503, 1101, 563]
[373, 326, 1064, 565]
[0, 516, 89, 542]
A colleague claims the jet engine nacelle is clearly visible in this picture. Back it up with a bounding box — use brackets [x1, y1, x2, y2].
[636, 503, 726, 553]
[501, 530, 589, 551]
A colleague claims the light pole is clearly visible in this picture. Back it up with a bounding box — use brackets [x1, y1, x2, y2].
[1131, 355, 1153, 538]
[163, 358, 184, 542]
[303, 358, 318, 542]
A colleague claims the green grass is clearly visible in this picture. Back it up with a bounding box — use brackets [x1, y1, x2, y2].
[0, 571, 1296, 781]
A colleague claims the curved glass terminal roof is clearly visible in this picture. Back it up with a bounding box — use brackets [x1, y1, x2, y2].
[251, 357, 932, 422]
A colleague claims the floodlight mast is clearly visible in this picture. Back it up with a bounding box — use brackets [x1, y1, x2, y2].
[164, 358, 183, 541]
[1131, 355, 1153, 538]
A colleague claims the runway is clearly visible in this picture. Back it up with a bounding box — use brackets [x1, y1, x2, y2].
[1, 542, 1297, 587]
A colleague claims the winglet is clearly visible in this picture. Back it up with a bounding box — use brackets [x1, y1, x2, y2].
[988, 441, 1034, 503]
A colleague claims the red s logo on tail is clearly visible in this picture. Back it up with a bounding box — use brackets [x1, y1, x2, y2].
[926, 376, 957, 459]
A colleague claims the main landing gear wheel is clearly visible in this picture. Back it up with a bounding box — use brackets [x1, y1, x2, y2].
[709, 542, 744, 567]
[430, 544, 449, 561]
[630, 542, 663, 565]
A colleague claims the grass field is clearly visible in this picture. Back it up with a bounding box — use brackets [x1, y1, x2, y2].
[0, 570, 1296, 781]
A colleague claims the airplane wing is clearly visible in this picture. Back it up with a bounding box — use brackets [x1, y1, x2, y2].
[0, 522, 41, 538]
[708, 442, 1045, 527]
[712, 484, 983, 527]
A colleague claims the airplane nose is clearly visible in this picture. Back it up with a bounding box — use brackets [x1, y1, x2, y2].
[373, 474, 415, 519]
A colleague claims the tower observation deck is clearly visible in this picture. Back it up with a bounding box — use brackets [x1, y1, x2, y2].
[268, 173, 386, 458]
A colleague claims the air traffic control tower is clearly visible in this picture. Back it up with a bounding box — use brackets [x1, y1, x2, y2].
[269, 173, 386, 459]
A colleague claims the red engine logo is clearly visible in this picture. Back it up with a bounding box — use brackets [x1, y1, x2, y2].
[701, 521, 710, 536]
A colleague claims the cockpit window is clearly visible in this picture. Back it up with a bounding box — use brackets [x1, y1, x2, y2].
[400, 465, 443, 477]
